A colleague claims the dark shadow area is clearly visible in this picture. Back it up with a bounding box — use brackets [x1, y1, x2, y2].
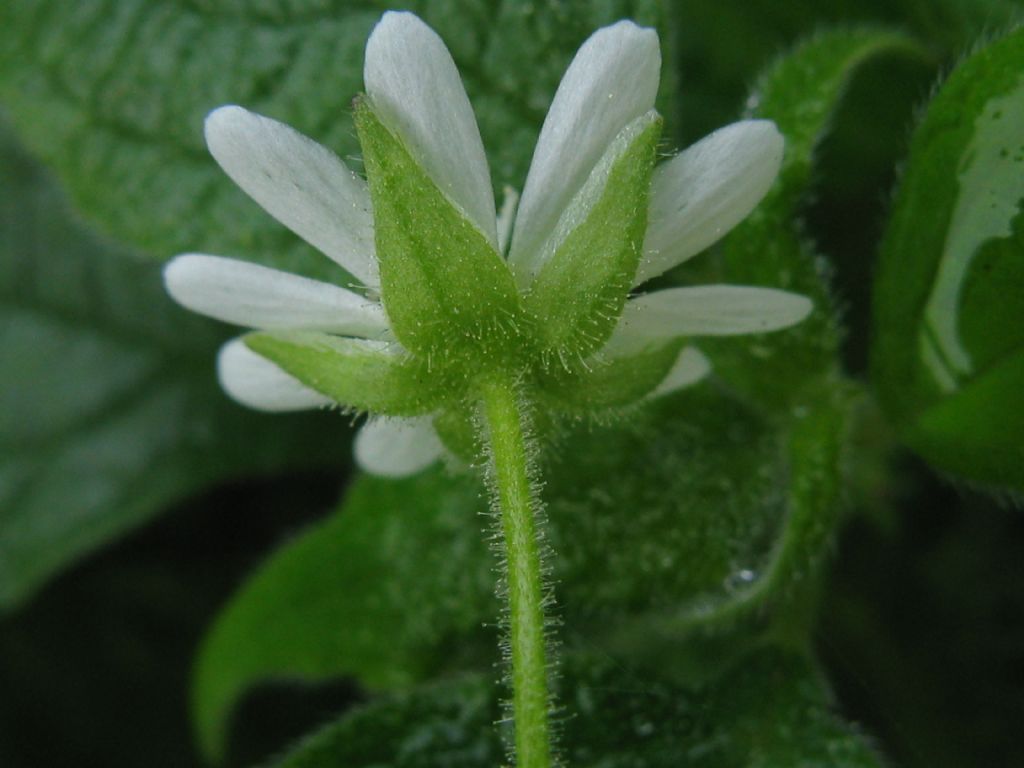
[0, 470, 348, 768]
[820, 457, 1024, 768]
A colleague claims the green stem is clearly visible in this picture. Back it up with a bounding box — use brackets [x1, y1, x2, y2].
[479, 376, 552, 768]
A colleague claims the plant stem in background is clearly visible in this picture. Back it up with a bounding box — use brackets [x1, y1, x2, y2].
[480, 376, 552, 768]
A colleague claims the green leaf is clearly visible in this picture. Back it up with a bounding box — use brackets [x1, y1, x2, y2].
[268, 673, 499, 768]
[550, 382, 855, 673]
[702, 28, 926, 410]
[353, 101, 524, 367]
[872, 27, 1024, 492]
[192, 470, 497, 762]
[664, 0, 1004, 146]
[905, 349, 1024, 492]
[604, 381, 856, 674]
[0, 1, 664, 280]
[265, 648, 883, 768]
[245, 331, 452, 416]
[193, 383, 853, 757]
[524, 114, 661, 364]
[0, 124, 349, 612]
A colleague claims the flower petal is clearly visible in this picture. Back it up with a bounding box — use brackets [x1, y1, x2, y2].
[164, 254, 389, 337]
[364, 12, 497, 246]
[636, 120, 784, 285]
[204, 105, 378, 289]
[649, 346, 711, 398]
[354, 416, 445, 477]
[610, 285, 813, 350]
[509, 21, 660, 275]
[217, 338, 331, 412]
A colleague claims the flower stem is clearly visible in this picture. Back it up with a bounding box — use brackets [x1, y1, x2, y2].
[480, 376, 552, 768]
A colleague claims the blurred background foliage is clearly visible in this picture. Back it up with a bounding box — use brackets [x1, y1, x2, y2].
[0, 0, 1022, 766]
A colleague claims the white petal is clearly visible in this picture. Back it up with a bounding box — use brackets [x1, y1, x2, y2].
[164, 254, 389, 337]
[509, 21, 660, 275]
[636, 120, 784, 285]
[364, 12, 497, 246]
[205, 106, 378, 289]
[609, 285, 813, 350]
[217, 338, 331, 412]
[649, 346, 711, 398]
[354, 416, 445, 478]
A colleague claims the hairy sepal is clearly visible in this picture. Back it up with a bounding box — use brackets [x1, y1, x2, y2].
[245, 331, 449, 416]
[432, 407, 479, 464]
[354, 98, 526, 370]
[524, 112, 661, 368]
[536, 341, 682, 414]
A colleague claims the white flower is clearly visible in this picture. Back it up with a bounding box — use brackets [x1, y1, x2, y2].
[164, 12, 810, 478]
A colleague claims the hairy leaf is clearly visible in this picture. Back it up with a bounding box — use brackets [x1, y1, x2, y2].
[0, 125, 348, 612]
[700, 28, 926, 410]
[0, 0, 664, 281]
[666, 0, 1008, 144]
[193, 381, 853, 757]
[192, 470, 496, 762]
[265, 649, 883, 768]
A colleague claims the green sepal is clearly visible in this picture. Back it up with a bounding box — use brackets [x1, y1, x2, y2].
[535, 341, 683, 414]
[245, 331, 452, 416]
[524, 113, 661, 367]
[871, 27, 1024, 492]
[432, 407, 479, 464]
[354, 98, 526, 369]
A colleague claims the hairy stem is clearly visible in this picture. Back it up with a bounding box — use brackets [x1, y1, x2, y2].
[480, 376, 552, 768]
